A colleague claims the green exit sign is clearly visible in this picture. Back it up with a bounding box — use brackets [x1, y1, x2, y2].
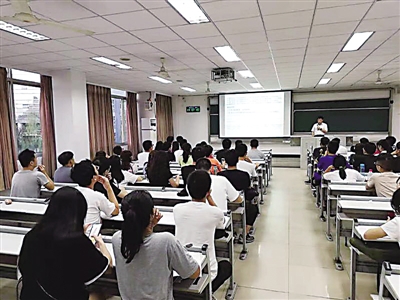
[186, 106, 200, 113]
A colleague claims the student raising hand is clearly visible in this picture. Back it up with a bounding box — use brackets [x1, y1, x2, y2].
[151, 208, 163, 227]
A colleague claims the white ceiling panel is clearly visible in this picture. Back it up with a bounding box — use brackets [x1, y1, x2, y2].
[93, 32, 142, 46]
[273, 55, 304, 63]
[357, 16, 400, 32]
[151, 40, 193, 52]
[117, 43, 161, 55]
[0, 30, 39, 44]
[365, 1, 400, 19]
[58, 49, 94, 59]
[104, 10, 164, 31]
[30, 0, 96, 21]
[308, 34, 351, 47]
[267, 27, 311, 41]
[259, 0, 316, 16]
[136, 0, 170, 10]
[271, 48, 306, 58]
[75, 0, 143, 16]
[317, 0, 373, 9]
[263, 10, 313, 30]
[270, 38, 308, 50]
[310, 21, 358, 38]
[186, 35, 226, 49]
[87, 46, 127, 57]
[22, 24, 85, 39]
[313, 3, 372, 25]
[234, 42, 269, 54]
[150, 7, 188, 26]
[60, 36, 108, 48]
[133, 27, 181, 43]
[226, 32, 266, 47]
[215, 17, 264, 35]
[172, 23, 220, 39]
[32, 40, 76, 52]
[0, 37, 19, 46]
[361, 30, 399, 51]
[202, 0, 259, 22]
[307, 44, 343, 55]
[166, 49, 205, 59]
[28, 52, 69, 62]
[62, 17, 124, 34]
[240, 51, 270, 60]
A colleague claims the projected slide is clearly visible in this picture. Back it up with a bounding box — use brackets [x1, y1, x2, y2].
[219, 91, 291, 138]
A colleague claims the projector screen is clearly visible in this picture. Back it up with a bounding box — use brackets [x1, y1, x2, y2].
[219, 91, 291, 138]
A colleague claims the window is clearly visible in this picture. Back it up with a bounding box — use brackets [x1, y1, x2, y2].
[111, 89, 127, 145]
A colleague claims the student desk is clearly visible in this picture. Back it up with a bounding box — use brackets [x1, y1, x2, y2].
[133, 178, 185, 188]
[379, 263, 400, 300]
[334, 199, 393, 271]
[0, 226, 215, 300]
[135, 168, 181, 176]
[349, 223, 398, 300]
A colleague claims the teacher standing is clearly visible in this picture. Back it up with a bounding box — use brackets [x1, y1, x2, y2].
[311, 116, 328, 137]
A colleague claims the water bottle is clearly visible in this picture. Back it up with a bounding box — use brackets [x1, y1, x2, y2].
[367, 169, 373, 180]
[360, 163, 365, 173]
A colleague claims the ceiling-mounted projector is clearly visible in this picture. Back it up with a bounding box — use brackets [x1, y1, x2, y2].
[211, 68, 237, 83]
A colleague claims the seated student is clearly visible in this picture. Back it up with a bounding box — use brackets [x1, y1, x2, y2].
[360, 137, 369, 144]
[120, 150, 142, 185]
[348, 143, 364, 166]
[331, 137, 348, 156]
[235, 144, 257, 177]
[169, 141, 179, 162]
[92, 157, 128, 203]
[235, 140, 243, 148]
[166, 135, 174, 144]
[204, 145, 223, 174]
[18, 186, 112, 300]
[174, 170, 232, 294]
[71, 160, 119, 224]
[248, 139, 265, 160]
[366, 154, 399, 198]
[313, 141, 340, 184]
[218, 150, 258, 243]
[138, 140, 153, 169]
[11, 149, 54, 198]
[112, 191, 199, 299]
[376, 139, 392, 155]
[313, 137, 330, 161]
[154, 141, 163, 151]
[112, 145, 122, 157]
[178, 142, 193, 167]
[386, 135, 397, 151]
[392, 141, 400, 156]
[323, 155, 365, 183]
[54, 151, 75, 183]
[147, 151, 180, 187]
[94, 150, 107, 160]
[174, 139, 186, 162]
[352, 142, 378, 172]
[215, 138, 231, 163]
[196, 158, 242, 210]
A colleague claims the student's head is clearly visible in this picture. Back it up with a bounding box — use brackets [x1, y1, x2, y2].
[333, 155, 348, 180]
[57, 151, 74, 167]
[235, 140, 243, 148]
[120, 190, 155, 263]
[142, 140, 153, 152]
[147, 150, 170, 176]
[166, 136, 174, 144]
[360, 137, 369, 144]
[18, 149, 37, 169]
[93, 156, 111, 177]
[171, 141, 179, 153]
[225, 150, 239, 167]
[222, 138, 232, 150]
[121, 150, 133, 171]
[250, 139, 259, 149]
[176, 136, 184, 144]
[34, 186, 87, 240]
[179, 139, 187, 149]
[109, 156, 124, 183]
[235, 143, 248, 157]
[187, 170, 211, 200]
[154, 141, 163, 151]
[375, 154, 394, 172]
[363, 142, 377, 155]
[182, 143, 192, 163]
[317, 116, 324, 124]
[71, 159, 97, 187]
[327, 141, 339, 154]
[396, 142, 400, 151]
[391, 188, 400, 215]
[195, 157, 212, 172]
[162, 142, 171, 151]
[95, 151, 107, 159]
[113, 145, 122, 156]
[377, 139, 391, 152]
[192, 146, 206, 162]
[354, 143, 364, 155]
[320, 137, 330, 147]
[204, 145, 213, 157]
[199, 141, 207, 147]
[386, 136, 396, 147]
[331, 137, 340, 144]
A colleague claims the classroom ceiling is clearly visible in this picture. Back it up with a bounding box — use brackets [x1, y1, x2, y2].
[0, 0, 399, 95]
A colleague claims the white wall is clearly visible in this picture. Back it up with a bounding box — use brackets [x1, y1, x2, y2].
[172, 95, 209, 145]
[391, 88, 400, 139]
[292, 89, 390, 102]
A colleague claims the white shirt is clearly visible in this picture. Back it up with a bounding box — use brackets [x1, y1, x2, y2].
[323, 169, 365, 183]
[137, 152, 150, 168]
[174, 149, 183, 162]
[237, 160, 257, 177]
[381, 217, 400, 246]
[76, 186, 115, 225]
[210, 175, 239, 211]
[367, 172, 399, 198]
[311, 122, 328, 136]
[174, 201, 224, 280]
[337, 145, 348, 156]
[121, 170, 140, 185]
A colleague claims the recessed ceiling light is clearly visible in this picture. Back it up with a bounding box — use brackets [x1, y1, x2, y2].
[318, 78, 331, 85]
[0, 21, 50, 41]
[214, 46, 241, 62]
[327, 62, 345, 73]
[149, 76, 172, 84]
[342, 32, 374, 52]
[250, 83, 263, 89]
[181, 87, 196, 92]
[120, 57, 130, 61]
[167, 0, 209, 24]
[91, 56, 132, 70]
[238, 70, 255, 78]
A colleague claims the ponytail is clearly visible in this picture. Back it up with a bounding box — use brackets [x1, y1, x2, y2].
[182, 143, 192, 164]
[338, 166, 347, 180]
[333, 155, 347, 180]
[120, 191, 154, 263]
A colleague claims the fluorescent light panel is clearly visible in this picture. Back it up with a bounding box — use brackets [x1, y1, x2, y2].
[181, 87, 196, 92]
[319, 78, 331, 85]
[250, 83, 262, 89]
[167, 0, 209, 24]
[91, 56, 132, 70]
[342, 32, 374, 52]
[238, 70, 255, 78]
[149, 76, 172, 84]
[0, 21, 49, 41]
[327, 62, 345, 73]
[214, 46, 241, 62]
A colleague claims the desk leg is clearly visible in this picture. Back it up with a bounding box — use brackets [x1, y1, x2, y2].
[326, 196, 333, 241]
[334, 216, 343, 271]
[239, 202, 248, 260]
[258, 174, 264, 205]
[349, 247, 357, 300]
[263, 167, 267, 189]
[225, 233, 237, 300]
[319, 186, 326, 222]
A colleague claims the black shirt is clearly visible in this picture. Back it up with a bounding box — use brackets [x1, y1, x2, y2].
[19, 229, 108, 300]
[393, 156, 400, 173]
[313, 147, 326, 160]
[352, 154, 378, 172]
[218, 169, 251, 191]
[148, 168, 174, 187]
[94, 180, 122, 203]
[215, 149, 228, 163]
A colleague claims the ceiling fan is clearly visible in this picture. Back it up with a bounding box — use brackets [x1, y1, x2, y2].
[205, 81, 211, 93]
[373, 70, 391, 85]
[1, 0, 94, 35]
[156, 57, 171, 78]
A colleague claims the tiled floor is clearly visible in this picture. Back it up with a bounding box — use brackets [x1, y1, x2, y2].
[0, 168, 376, 299]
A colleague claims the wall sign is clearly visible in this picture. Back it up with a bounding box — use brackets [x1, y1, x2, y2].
[186, 106, 200, 113]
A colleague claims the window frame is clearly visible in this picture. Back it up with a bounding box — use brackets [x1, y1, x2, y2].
[111, 92, 128, 147]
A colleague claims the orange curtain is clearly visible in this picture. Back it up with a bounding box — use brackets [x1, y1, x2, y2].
[126, 92, 140, 159]
[87, 84, 114, 159]
[0, 67, 18, 190]
[40, 75, 56, 178]
[156, 94, 174, 142]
